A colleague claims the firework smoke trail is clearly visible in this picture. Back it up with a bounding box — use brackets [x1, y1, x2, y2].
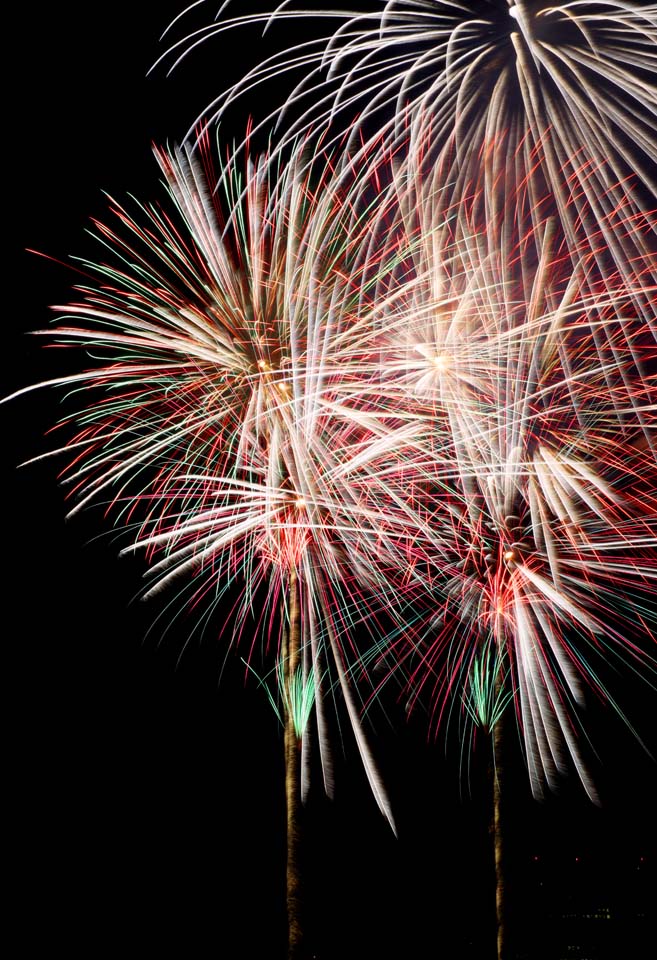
[3, 129, 426, 832]
[349, 165, 657, 803]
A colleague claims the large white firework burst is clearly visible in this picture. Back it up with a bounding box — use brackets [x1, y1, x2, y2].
[159, 1, 657, 350]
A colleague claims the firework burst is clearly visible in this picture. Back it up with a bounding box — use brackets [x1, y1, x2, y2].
[349, 166, 657, 801]
[159, 2, 657, 351]
[4, 129, 427, 830]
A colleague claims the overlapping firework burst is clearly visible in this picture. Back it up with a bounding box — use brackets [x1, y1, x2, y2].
[9, 1, 656, 829]
[154, 0, 657, 793]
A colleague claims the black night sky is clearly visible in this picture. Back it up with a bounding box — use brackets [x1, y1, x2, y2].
[6, 4, 656, 958]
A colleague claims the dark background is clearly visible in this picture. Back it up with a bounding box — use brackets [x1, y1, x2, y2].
[6, 3, 656, 957]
